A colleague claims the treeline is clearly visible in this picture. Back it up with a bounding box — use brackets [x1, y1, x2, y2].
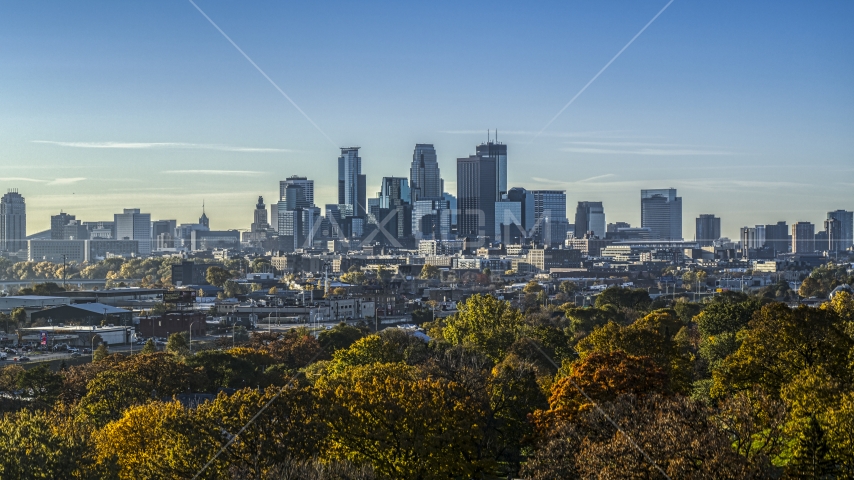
[1, 288, 853, 478]
[0, 256, 271, 287]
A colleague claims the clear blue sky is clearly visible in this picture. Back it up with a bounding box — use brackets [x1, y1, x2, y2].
[1, 0, 852, 238]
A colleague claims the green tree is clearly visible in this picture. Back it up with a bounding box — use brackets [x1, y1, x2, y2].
[16, 364, 63, 404]
[165, 332, 189, 356]
[205, 266, 231, 287]
[92, 343, 109, 362]
[140, 338, 156, 354]
[419, 264, 440, 280]
[442, 294, 525, 362]
[316, 322, 365, 353]
[523, 280, 543, 294]
[593, 286, 652, 311]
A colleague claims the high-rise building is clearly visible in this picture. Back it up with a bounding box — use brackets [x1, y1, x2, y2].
[251, 196, 269, 232]
[476, 139, 508, 195]
[338, 147, 366, 218]
[791, 221, 815, 254]
[410, 144, 442, 202]
[50, 212, 76, 240]
[0, 190, 26, 252]
[827, 210, 853, 250]
[114, 208, 151, 256]
[373, 177, 412, 240]
[280, 176, 315, 207]
[574, 201, 605, 238]
[641, 189, 682, 240]
[457, 154, 497, 239]
[764, 221, 789, 254]
[695, 214, 721, 246]
[531, 190, 568, 247]
[825, 217, 843, 253]
[494, 187, 535, 243]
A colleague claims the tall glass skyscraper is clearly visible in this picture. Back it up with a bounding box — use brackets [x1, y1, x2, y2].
[338, 147, 366, 218]
[456, 155, 497, 239]
[0, 190, 26, 252]
[530, 190, 568, 246]
[410, 144, 442, 201]
[641, 188, 683, 241]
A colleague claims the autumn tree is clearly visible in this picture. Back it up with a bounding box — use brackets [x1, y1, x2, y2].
[140, 338, 156, 354]
[92, 342, 109, 362]
[316, 322, 365, 352]
[316, 362, 494, 478]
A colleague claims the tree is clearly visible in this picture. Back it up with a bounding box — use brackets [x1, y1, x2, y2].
[523, 280, 543, 294]
[594, 287, 652, 311]
[92, 343, 109, 362]
[419, 264, 440, 280]
[712, 304, 854, 399]
[316, 362, 494, 478]
[94, 400, 225, 479]
[140, 338, 156, 354]
[441, 294, 525, 362]
[0, 407, 104, 479]
[223, 280, 248, 299]
[524, 394, 761, 479]
[317, 322, 365, 353]
[533, 351, 667, 431]
[559, 280, 578, 295]
[205, 266, 231, 287]
[268, 286, 278, 295]
[165, 332, 190, 356]
[16, 364, 63, 404]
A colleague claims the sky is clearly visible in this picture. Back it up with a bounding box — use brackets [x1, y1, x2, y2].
[1, 0, 852, 239]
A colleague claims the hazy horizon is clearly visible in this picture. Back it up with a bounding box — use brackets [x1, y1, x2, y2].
[2, 1, 852, 239]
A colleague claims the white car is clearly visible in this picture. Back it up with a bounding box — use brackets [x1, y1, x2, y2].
[68, 348, 80, 354]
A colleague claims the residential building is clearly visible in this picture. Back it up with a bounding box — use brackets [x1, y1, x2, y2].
[764, 221, 789, 254]
[640, 188, 682, 240]
[827, 210, 853, 250]
[791, 222, 815, 254]
[0, 190, 26, 252]
[825, 217, 843, 253]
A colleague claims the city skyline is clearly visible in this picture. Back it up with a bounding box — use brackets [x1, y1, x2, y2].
[1, 1, 853, 237]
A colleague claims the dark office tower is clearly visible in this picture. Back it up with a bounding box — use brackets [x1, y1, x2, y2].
[695, 214, 721, 246]
[825, 217, 843, 253]
[375, 177, 412, 240]
[476, 138, 508, 195]
[338, 147, 366, 218]
[457, 155, 497, 239]
[791, 222, 815, 253]
[764, 221, 789, 254]
[410, 144, 442, 202]
[827, 210, 853, 250]
[641, 188, 682, 240]
[50, 212, 76, 239]
[0, 190, 26, 252]
[531, 190, 568, 246]
[495, 187, 535, 243]
[574, 201, 605, 238]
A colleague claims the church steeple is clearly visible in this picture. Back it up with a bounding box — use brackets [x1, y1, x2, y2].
[199, 201, 209, 228]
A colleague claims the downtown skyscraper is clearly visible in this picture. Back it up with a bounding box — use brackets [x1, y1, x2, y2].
[641, 188, 683, 241]
[338, 147, 366, 218]
[410, 144, 442, 202]
[0, 190, 26, 252]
